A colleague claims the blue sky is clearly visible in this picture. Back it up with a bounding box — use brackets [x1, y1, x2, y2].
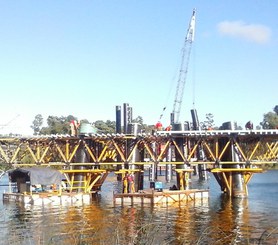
[0, 1, 277, 134]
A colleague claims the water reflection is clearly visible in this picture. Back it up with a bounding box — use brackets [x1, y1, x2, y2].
[1, 172, 278, 244]
[200, 195, 249, 244]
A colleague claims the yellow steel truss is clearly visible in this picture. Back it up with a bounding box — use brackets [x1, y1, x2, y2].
[0, 130, 277, 167]
[0, 130, 276, 197]
[211, 168, 264, 196]
[60, 169, 108, 193]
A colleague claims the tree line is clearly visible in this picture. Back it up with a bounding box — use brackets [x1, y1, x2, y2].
[260, 105, 278, 129]
[30, 105, 278, 135]
[30, 114, 154, 135]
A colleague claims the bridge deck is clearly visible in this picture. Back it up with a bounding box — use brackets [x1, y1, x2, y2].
[0, 129, 276, 168]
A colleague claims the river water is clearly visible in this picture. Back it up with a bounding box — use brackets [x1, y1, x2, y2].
[0, 170, 278, 245]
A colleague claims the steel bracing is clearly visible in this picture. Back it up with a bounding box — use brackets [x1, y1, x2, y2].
[0, 129, 277, 168]
[1, 130, 277, 197]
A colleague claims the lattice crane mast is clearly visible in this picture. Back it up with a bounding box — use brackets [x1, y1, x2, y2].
[171, 8, 196, 125]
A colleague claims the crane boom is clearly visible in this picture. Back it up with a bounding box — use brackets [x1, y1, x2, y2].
[171, 8, 196, 124]
[0, 114, 20, 130]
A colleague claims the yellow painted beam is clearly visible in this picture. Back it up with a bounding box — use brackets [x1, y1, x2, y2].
[157, 140, 170, 162]
[248, 141, 260, 160]
[218, 140, 231, 160]
[87, 175, 101, 192]
[61, 169, 106, 174]
[98, 145, 108, 162]
[112, 139, 126, 161]
[234, 141, 247, 161]
[0, 145, 9, 163]
[26, 144, 38, 163]
[175, 169, 194, 173]
[84, 142, 97, 162]
[185, 142, 199, 162]
[211, 168, 263, 173]
[203, 142, 216, 161]
[68, 141, 81, 162]
[10, 145, 21, 163]
[127, 142, 139, 162]
[115, 169, 143, 174]
[55, 144, 67, 163]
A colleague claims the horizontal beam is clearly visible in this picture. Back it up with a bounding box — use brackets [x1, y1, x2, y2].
[157, 129, 278, 137]
[211, 168, 263, 173]
[1, 129, 277, 140]
[61, 169, 106, 174]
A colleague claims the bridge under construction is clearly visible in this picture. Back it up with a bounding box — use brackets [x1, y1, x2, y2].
[2, 8, 276, 203]
[0, 126, 277, 202]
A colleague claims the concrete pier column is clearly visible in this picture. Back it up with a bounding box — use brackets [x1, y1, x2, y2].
[221, 122, 245, 197]
[172, 123, 186, 190]
[149, 142, 158, 182]
[127, 122, 143, 192]
[230, 143, 244, 197]
[197, 146, 208, 180]
[115, 105, 121, 134]
[74, 139, 88, 193]
[190, 109, 208, 180]
[165, 146, 173, 182]
[73, 123, 95, 192]
[115, 105, 122, 180]
[123, 103, 132, 134]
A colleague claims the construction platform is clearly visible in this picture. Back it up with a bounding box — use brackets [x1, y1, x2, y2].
[3, 191, 92, 205]
[113, 189, 209, 206]
[2, 167, 108, 205]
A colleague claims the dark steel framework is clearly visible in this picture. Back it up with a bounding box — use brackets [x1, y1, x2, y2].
[0, 129, 277, 196]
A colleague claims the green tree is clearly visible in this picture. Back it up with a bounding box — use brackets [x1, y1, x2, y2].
[132, 116, 143, 125]
[31, 114, 43, 135]
[40, 115, 77, 135]
[201, 113, 215, 130]
[261, 112, 278, 129]
[260, 106, 278, 129]
[274, 105, 278, 115]
[94, 120, 116, 134]
[132, 116, 154, 133]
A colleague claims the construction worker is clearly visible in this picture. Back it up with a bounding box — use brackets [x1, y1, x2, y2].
[69, 120, 80, 136]
[127, 173, 135, 193]
[165, 125, 172, 131]
[179, 173, 184, 190]
[155, 121, 163, 131]
[123, 174, 128, 193]
[245, 121, 253, 130]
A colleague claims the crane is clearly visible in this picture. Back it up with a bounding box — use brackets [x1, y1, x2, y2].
[0, 114, 20, 131]
[171, 8, 196, 125]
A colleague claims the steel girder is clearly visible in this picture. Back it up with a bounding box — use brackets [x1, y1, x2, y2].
[0, 130, 277, 169]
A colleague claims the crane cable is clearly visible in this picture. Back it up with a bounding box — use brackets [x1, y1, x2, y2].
[0, 114, 20, 129]
[158, 16, 192, 121]
[158, 70, 178, 120]
[192, 43, 196, 109]
[158, 8, 196, 123]
[158, 31, 196, 121]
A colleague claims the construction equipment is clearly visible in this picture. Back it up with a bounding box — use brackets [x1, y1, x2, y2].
[0, 114, 20, 131]
[170, 8, 196, 125]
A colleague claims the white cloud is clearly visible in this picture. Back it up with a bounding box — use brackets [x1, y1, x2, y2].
[217, 21, 271, 44]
